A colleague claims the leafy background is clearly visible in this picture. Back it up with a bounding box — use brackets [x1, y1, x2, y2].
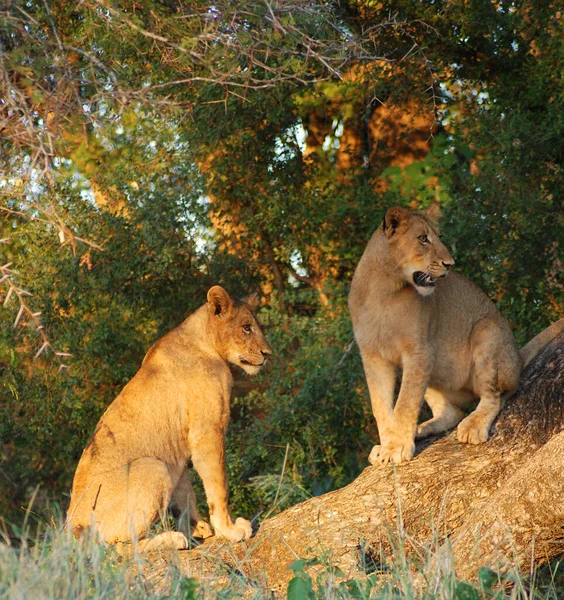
[1, 0, 562, 531]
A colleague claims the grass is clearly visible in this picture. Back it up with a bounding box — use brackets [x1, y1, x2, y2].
[0, 509, 562, 600]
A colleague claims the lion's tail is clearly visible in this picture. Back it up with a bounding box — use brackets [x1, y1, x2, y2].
[520, 318, 564, 367]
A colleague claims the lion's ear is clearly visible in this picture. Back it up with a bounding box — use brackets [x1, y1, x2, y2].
[422, 202, 443, 223]
[382, 206, 409, 238]
[207, 285, 232, 317]
[241, 292, 260, 311]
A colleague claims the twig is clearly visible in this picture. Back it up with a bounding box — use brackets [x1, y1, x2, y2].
[0, 207, 104, 252]
[262, 443, 291, 520]
[0, 260, 72, 369]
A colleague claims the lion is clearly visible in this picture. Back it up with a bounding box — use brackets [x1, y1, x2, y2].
[348, 205, 564, 465]
[66, 285, 272, 551]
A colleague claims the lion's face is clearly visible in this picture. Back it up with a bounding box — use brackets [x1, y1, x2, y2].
[383, 206, 455, 297]
[207, 286, 272, 375]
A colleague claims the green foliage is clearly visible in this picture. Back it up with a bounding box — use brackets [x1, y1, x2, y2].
[282, 552, 563, 600]
[1, 0, 563, 565]
[222, 291, 372, 519]
[179, 577, 200, 600]
[453, 582, 480, 600]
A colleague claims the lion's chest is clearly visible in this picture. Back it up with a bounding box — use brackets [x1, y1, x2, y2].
[358, 293, 432, 365]
[179, 364, 232, 442]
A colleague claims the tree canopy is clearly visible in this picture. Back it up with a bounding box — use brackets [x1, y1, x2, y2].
[1, 0, 563, 529]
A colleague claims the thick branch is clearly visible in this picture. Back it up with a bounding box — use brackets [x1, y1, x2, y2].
[157, 330, 564, 593]
[450, 430, 564, 579]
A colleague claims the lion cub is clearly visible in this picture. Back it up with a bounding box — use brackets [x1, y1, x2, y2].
[349, 205, 523, 465]
[67, 286, 271, 551]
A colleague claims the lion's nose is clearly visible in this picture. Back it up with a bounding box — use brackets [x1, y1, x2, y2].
[442, 259, 454, 270]
[261, 348, 272, 359]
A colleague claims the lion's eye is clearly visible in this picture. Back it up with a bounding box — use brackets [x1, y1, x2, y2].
[243, 324, 252, 334]
[418, 234, 430, 244]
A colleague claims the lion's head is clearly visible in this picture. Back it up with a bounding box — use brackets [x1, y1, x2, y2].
[382, 205, 455, 297]
[207, 286, 272, 374]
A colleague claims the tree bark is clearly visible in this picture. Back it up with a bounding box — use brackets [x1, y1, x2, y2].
[150, 331, 564, 593]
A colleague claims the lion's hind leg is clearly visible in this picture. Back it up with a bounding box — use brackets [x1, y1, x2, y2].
[416, 388, 473, 439]
[136, 531, 189, 552]
[92, 458, 188, 551]
[170, 466, 213, 541]
[456, 319, 518, 445]
[457, 389, 501, 444]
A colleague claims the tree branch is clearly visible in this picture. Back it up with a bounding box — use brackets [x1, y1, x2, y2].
[146, 330, 564, 592]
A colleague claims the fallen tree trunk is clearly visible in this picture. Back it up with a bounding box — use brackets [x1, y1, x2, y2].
[151, 330, 564, 593]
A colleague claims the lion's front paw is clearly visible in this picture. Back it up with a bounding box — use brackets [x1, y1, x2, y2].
[457, 414, 490, 444]
[369, 441, 415, 465]
[233, 517, 253, 541]
[213, 517, 253, 542]
[168, 531, 190, 550]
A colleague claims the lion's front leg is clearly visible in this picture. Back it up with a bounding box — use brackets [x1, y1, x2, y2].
[360, 354, 397, 465]
[371, 353, 430, 465]
[189, 429, 252, 543]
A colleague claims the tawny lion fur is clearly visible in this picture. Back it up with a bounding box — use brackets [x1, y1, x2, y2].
[349, 205, 564, 465]
[67, 286, 272, 552]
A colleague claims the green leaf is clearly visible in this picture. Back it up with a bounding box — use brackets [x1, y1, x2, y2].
[179, 577, 199, 599]
[454, 581, 480, 600]
[287, 576, 313, 600]
[288, 558, 307, 573]
[478, 566, 500, 591]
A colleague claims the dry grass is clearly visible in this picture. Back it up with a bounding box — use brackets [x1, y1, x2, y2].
[0, 508, 561, 600]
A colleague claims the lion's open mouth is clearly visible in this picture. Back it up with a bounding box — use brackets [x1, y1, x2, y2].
[240, 358, 265, 367]
[413, 271, 436, 287]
